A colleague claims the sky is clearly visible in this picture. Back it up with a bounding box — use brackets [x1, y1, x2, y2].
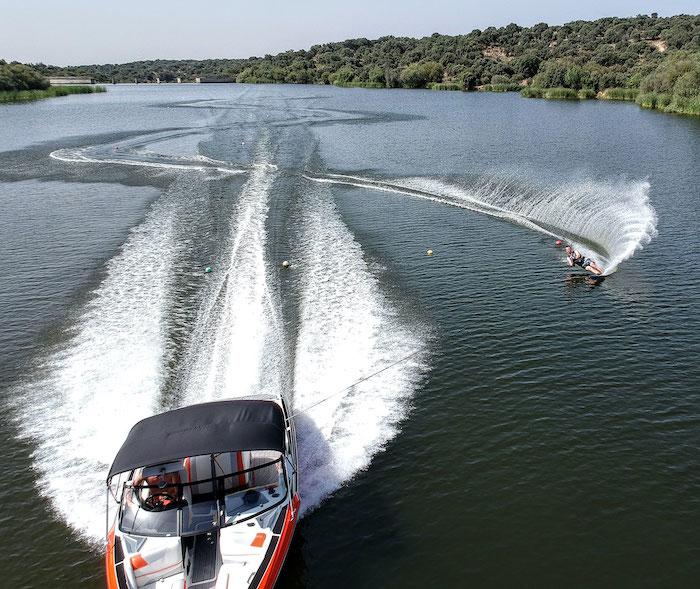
[1, 1, 697, 66]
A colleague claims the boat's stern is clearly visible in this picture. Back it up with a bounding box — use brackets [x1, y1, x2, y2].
[105, 398, 299, 589]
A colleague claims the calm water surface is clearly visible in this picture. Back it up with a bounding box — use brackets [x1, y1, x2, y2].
[0, 85, 698, 588]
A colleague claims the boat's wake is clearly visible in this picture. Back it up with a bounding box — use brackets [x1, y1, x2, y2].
[14, 179, 181, 542]
[306, 172, 657, 275]
[15, 134, 427, 543]
[292, 180, 426, 514]
[50, 145, 247, 176]
[176, 140, 288, 403]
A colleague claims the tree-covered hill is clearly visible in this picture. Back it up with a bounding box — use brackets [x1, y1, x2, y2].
[30, 13, 699, 91]
[0, 60, 49, 91]
[0, 60, 105, 103]
[10, 13, 700, 113]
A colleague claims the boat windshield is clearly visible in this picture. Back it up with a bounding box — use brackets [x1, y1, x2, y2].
[118, 451, 287, 537]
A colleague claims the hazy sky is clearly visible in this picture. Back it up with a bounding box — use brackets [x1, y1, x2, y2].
[1, 1, 697, 65]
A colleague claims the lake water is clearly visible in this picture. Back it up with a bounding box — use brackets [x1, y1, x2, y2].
[0, 84, 698, 588]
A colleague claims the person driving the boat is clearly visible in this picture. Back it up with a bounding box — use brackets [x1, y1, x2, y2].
[134, 467, 183, 510]
[565, 245, 604, 275]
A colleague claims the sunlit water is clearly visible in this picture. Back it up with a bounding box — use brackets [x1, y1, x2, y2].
[0, 85, 698, 588]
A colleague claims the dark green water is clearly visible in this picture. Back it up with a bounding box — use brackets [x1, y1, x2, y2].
[0, 85, 698, 588]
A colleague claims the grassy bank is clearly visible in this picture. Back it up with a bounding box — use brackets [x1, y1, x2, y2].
[337, 80, 465, 91]
[599, 87, 639, 101]
[0, 85, 106, 103]
[480, 83, 521, 93]
[521, 51, 700, 115]
[521, 86, 595, 100]
[602, 88, 700, 115]
[426, 82, 462, 91]
[332, 80, 385, 89]
[522, 86, 700, 115]
[636, 92, 700, 115]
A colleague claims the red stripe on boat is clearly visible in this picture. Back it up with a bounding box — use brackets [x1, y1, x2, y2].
[105, 526, 119, 589]
[256, 494, 300, 589]
[236, 452, 246, 487]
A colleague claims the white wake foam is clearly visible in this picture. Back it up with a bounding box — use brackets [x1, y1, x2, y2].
[14, 186, 180, 542]
[50, 147, 247, 176]
[20, 138, 428, 543]
[178, 155, 286, 402]
[16, 142, 279, 543]
[292, 181, 426, 514]
[307, 173, 657, 275]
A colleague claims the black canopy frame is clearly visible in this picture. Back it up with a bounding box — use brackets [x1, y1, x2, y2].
[107, 399, 287, 480]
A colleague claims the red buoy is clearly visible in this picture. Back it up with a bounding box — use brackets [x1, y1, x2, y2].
[555, 240, 562, 246]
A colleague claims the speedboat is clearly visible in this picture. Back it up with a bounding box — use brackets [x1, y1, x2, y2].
[105, 397, 300, 589]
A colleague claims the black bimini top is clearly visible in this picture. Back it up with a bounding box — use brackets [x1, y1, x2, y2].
[108, 399, 286, 479]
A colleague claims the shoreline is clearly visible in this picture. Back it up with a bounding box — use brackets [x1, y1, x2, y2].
[2, 79, 697, 118]
[0, 85, 106, 104]
[102, 79, 700, 117]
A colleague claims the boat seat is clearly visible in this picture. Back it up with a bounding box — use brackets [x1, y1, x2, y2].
[187, 453, 249, 495]
[131, 537, 183, 588]
[250, 451, 281, 488]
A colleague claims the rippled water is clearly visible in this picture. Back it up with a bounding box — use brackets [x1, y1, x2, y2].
[0, 85, 698, 588]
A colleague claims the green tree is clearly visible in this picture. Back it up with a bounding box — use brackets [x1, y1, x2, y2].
[674, 69, 700, 98]
[330, 65, 355, 84]
[400, 61, 444, 88]
[640, 51, 699, 94]
[532, 59, 571, 87]
[458, 69, 478, 90]
[0, 62, 49, 91]
[490, 74, 510, 84]
[368, 66, 386, 85]
[563, 66, 593, 89]
[512, 54, 541, 79]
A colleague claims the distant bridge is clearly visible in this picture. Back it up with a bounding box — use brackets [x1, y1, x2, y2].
[49, 76, 95, 85]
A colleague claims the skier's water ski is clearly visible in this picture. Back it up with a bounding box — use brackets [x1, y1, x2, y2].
[565, 245, 604, 275]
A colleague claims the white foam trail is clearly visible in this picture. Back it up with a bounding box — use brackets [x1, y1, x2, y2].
[50, 147, 247, 176]
[14, 190, 180, 542]
[16, 140, 277, 543]
[306, 173, 657, 275]
[20, 138, 428, 540]
[179, 154, 285, 402]
[293, 181, 426, 514]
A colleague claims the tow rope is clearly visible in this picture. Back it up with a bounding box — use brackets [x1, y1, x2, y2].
[288, 349, 422, 419]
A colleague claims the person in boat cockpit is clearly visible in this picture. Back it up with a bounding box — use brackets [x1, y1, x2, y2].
[134, 468, 183, 510]
[565, 245, 604, 275]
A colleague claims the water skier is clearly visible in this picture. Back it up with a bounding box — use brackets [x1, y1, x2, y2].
[565, 245, 604, 275]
